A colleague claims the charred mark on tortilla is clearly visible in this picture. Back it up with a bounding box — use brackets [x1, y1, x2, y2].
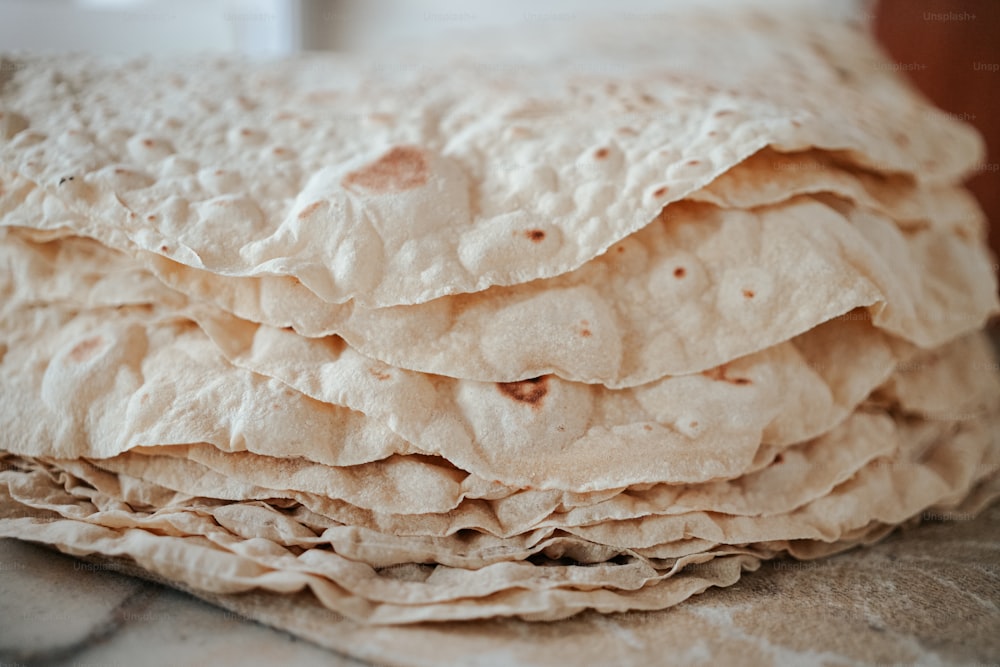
[497, 376, 549, 406]
[342, 146, 429, 193]
[701, 364, 752, 385]
[298, 201, 324, 220]
[58, 176, 74, 185]
[369, 367, 392, 381]
[526, 229, 546, 242]
[68, 336, 103, 363]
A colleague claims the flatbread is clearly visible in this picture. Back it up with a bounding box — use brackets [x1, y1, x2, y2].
[1, 403, 996, 623]
[84, 330, 996, 531]
[0, 2, 997, 643]
[0, 281, 918, 492]
[689, 148, 987, 238]
[5, 175, 994, 388]
[0, 9, 982, 309]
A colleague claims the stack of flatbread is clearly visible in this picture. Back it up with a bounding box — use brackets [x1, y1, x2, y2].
[1, 5, 999, 641]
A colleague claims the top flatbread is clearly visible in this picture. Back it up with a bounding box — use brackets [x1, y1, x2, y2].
[0, 9, 982, 308]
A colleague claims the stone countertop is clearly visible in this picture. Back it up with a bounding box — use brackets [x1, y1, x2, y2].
[2, 502, 999, 667]
[0, 538, 364, 667]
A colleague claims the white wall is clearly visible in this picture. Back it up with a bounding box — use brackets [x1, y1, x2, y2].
[0, 0, 303, 55]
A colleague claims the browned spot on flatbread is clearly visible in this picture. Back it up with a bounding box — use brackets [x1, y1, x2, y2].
[69, 336, 103, 363]
[526, 229, 546, 242]
[142, 139, 155, 147]
[342, 146, 429, 193]
[686, 159, 701, 167]
[742, 289, 755, 299]
[903, 220, 931, 234]
[594, 147, 609, 160]
[497, 376, 549, 407]
[653, 186, 669, 198]
[306, 90, 339, 104]
[369, 368, 392, 381]
[643, 424, 653, 431]
[298, 201, 324, 220]
[673, 267, 686, 278]
[580, 329, 592, 337]
[701, 363, 752, 385]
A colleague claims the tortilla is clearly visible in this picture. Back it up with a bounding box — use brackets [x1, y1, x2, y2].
[1, 401, 996, 623]
[5, 175, 994, 388]
[0, 9, 981, 309]
[1, 1, 997, 642]
[0, 281, 918, 492]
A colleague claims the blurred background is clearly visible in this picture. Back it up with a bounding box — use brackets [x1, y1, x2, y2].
[0, 0, 863, 55]
[0, 0, 997, 267]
